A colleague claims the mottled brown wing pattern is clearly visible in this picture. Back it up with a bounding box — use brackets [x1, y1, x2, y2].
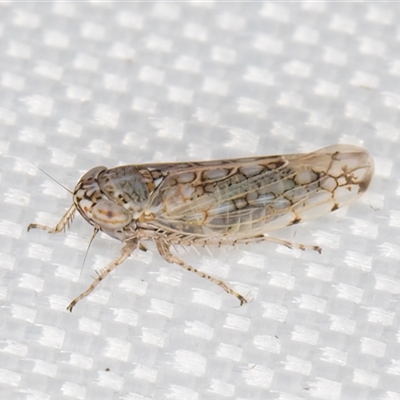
[145, 145, 373, 239]
[144, 154, 291, 236]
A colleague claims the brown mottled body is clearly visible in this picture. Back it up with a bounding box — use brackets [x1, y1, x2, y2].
[28, 144, 374, 311]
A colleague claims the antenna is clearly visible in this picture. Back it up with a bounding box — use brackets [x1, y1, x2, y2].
[81, 227, 100, 276]
[31, 162, 73, 194]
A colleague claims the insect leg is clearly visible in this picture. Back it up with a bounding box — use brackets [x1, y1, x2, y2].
[193, 235, 322, 253]
[155, 238, 247, 305]
[28, 204, 77, 234]
[66, 239, 138, 312]
[251, 236, 322, 253]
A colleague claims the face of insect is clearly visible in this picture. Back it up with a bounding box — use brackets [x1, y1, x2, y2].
[73, 166, 134, 232]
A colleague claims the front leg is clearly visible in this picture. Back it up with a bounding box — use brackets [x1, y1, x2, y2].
[67, 239, 138, 312]
[28, 204, 77, 234]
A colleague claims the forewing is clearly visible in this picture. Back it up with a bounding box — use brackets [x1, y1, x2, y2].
[144, 144, 373, 238]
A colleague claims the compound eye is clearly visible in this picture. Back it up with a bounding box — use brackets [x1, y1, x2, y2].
[91, 200, 132, 229]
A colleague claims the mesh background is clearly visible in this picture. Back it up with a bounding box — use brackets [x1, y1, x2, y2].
[0, 2, 399, 399]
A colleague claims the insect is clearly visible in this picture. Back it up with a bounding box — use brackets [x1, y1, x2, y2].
[28, 144, 374, 311]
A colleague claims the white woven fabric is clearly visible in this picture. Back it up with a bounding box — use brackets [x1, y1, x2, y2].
[0, 2, 398, 399]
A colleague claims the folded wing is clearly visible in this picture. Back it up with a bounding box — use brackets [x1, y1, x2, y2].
[144, 144, 374, 238]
